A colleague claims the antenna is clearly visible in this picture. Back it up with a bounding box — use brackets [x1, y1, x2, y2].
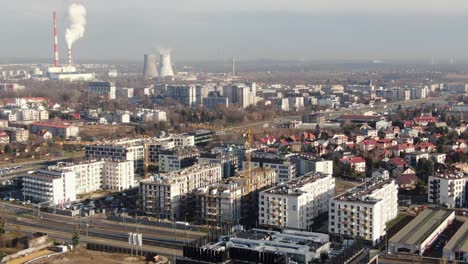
[232, 56, 235, 77]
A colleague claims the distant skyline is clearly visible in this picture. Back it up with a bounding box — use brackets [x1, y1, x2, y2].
[2, 0, 468, 62]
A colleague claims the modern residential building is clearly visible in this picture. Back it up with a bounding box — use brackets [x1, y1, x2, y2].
[203, 91, 229, 109]
[30, 121, 79, 138]
[198, 151, 238, 178]
[88, 81, 116, 100]
[243, 157, 296, 183]
[22, 169, 77, 206]
[328, 174, 398, 245]
[188, 130, 215, 146]
[428, 172, 467, 208]
[85, 139, 145, 174]
[50, 159, 135, 194]
[139, 163, 223, 220]
[147, 137, 175, 165]
[158, 147, 199, 173]
[405, 151, 430, 167]
[291, 156, 333, 176]
[195, 181, 243, 226]
[172, 134, 195, 148]
[166, 85, 197, 107]
[259, 172, 335, 230]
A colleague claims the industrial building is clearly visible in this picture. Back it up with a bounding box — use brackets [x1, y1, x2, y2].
[179, 228, 330, 264]
[388, 209, 455, 255]
[22, 169, 77, 206]
[139, 163, 222, 220]
[143, 54, 158, 79]
[328, 174, 398, 246]
[158, 51, 174, 77]
[443, 220, 468, 262]
[428, 172, 467, 208]
[259, 172, 335, 230]
[88, 81, 116, 100]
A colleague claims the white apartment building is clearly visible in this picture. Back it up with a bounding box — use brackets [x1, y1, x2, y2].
[195, 181, 243, 226]
[158, 148, 199, 172]
[147, 138, 175, 165]
[243, 158, 296, 183]
[85, 139, 145, 173]
[172, 134, 195, 148]
[30, 122, 79, 138]
[291, 156, 333, 176]
[328, 174, 398, 246]
[259, 173, 335, 230]
[50, 159, 135, 194]
[428, 172, 467, 208]
[140, 164, 222, 220]
[22, 169, 77, 205]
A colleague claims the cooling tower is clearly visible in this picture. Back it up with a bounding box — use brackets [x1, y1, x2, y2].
[143, 54, 158, 79]
[159, 52, 174, 77]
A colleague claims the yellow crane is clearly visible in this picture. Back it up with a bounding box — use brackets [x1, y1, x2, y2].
[244, 129, 253, 192]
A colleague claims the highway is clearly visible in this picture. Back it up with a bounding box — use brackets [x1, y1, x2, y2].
[0, 202, 207, 258]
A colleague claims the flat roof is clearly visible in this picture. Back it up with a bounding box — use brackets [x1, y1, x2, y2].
[390, 209, 455, 246]
[444, 220, 468, 253]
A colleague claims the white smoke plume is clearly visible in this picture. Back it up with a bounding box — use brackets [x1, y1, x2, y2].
[65, 3, 87, 49]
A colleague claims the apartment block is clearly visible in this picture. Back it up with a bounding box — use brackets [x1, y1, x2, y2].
[428, 172, 467, 208]
[85, 139, 145, 174]
[195, 181, 243, 226]
[158, 147, 199, 173]
[22, 169, 77, 205]
[291, 155, 333, 176]
[243, 157, 296, 183]
[140, 164, 222, 220]
[259, 172, 335, 230]
[1, 127, 29, 143]
[328, 174, 398, 245]
[88, 81, 116, 100]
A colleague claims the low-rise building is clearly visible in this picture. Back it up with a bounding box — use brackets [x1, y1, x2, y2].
[22, 169, 77, 205]
[259, 172, 335, 230]
[328, 174, 398, 245]
[88, 81, 116, 100]
[30, 121, 79, 138]
[428, 172, 467, 208]
[1, 127, 29, 142]
[290, 155, 333, 176]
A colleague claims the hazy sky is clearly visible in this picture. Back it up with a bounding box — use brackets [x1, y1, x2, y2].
[2, 0, 468, 62]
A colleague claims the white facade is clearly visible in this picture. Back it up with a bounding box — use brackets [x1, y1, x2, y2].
[328, 174, 398, 245]
[140, 164, 222, 220]
[428, 172, 467, 208]
[172, 134, 195, 148]
[50, 159, 135, 194]
[259, 173, 335, 230]
[88, 81, 116, 100]
[22, 170, 77, 205]
[243, 159, 296, 183]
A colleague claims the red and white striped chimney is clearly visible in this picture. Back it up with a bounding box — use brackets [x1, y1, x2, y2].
[53, 11, 59, 67]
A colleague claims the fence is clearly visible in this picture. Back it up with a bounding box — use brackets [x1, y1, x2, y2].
[86, 242, 158, 261]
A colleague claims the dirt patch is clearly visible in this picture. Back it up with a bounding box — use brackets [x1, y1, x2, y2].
[335, 178, 360, 195]
[37, 248, 148, 264]
[80, 125, 135, 139]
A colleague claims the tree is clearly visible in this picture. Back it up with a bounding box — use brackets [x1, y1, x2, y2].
[0, 217, 5, 235]
[3, 145, 11, 155]
[320, 131, 329, 140]
[72, 230, 80, 246]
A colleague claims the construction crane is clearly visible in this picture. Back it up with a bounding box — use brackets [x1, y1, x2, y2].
[144, 142, 150, 178]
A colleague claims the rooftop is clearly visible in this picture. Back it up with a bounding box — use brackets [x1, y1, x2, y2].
[334, 175, 392, 203]
[390, 209, 455, 246]
[444, 220, 468, 253]
[263, 172, 330, 196]
[431, 171, 468, 180]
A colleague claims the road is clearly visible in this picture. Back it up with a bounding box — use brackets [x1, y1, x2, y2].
[0, 202, 206, 258]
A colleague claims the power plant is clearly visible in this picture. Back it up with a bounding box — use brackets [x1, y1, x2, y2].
[158, 50, 174, 77]
[143, 54, 158, 80]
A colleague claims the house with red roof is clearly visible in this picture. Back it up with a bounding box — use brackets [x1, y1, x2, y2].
[413, 116, 437, 126]
[416, 142, 436, 152]
[30, 121, 79, 138]
[376, 138, 395, 149]
[396, 173, 418, 190]
[388, 143, 415, 157]
[0, 131, 9, 144]
[359, 139, 377, 152]
[330, 134, 349, 145]
[340, 156, 366, 173]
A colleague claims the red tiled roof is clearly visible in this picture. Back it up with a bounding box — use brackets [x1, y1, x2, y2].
[396, 173, 418, 185]
[389, 157, 407, 166]
[340, 115, 382, 120]
[340, 156, 366, 164]
[32, 121, 74, 129]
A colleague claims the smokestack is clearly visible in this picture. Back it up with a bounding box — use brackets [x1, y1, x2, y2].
[159, 50, 174, 77]
[68, 48, 72, 66]
[232, 56, 235, 77]
[53, 11, 59, 67]
[143, 54, 158, 80]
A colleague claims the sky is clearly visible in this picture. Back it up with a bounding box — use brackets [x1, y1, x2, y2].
[1, 0, 468, 62]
